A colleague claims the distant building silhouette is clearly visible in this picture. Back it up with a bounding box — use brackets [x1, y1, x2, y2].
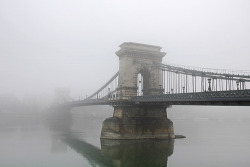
[54, 88, 71, 104]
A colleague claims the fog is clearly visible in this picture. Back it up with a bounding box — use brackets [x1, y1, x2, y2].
[2, 1, 250, 166]
[1, 0, 250, 105]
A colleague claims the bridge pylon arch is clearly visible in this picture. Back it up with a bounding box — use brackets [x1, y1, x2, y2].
[136, 67, 150, 96]
[115, 42, 166, 99]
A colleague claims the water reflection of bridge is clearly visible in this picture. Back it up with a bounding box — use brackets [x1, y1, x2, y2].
[63, 137, 174, 167]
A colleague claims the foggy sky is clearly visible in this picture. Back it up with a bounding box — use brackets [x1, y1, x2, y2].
[1, 0, 250, 100]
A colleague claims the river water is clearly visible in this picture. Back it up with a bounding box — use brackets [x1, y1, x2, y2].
[1, 105, 250, 167]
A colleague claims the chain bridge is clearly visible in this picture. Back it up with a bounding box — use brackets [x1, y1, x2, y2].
[56, 42, 250, 140]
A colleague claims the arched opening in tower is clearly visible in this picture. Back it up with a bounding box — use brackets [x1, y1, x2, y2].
[137, 73, 143, 96]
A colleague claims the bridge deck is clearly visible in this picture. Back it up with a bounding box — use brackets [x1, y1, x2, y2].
[131, 89, 250, 106]
[57, 89, 250, 108]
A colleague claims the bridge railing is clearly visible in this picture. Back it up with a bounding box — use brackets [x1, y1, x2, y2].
[131, 89, 250, 103]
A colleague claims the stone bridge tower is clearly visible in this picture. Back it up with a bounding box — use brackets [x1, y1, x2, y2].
[101, 42, 175, 140]
[116, 42, 166, 99]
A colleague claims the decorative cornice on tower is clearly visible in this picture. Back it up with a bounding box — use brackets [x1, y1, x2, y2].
[116, 42, 166, 59]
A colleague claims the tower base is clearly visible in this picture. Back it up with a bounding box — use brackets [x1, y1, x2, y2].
[101, 105, 174, 140]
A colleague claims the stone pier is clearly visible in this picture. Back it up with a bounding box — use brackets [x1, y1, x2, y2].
[101, 105, 174, 139]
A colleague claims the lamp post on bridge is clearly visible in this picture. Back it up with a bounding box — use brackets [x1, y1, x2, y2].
[119, 85, 123, 99]
[108, 88, 111, 98]
[159, 85, 163, 94]
[236, 80, 239, 90]
[138, 80, 142, 96]
[208, 78, 212, 91]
